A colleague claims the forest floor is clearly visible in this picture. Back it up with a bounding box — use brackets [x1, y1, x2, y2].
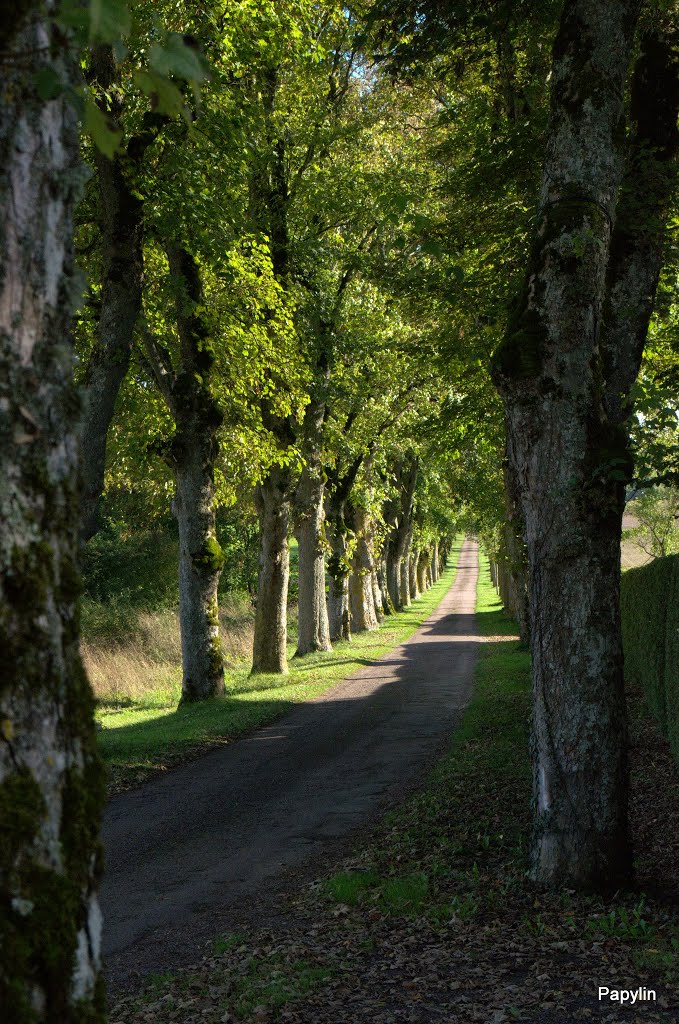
[108, 551, 679, 1024]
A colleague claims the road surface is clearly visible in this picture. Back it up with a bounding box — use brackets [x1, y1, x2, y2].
[101, 538, 480, 987]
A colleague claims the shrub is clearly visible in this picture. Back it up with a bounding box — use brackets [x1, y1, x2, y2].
[621, 554, 679, 762]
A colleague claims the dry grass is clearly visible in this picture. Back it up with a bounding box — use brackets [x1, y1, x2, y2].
[82, 595, 256, 706]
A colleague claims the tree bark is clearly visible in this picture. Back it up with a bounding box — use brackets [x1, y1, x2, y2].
[349, 507, 379, 632]
[79, 48, 161, 541]
[166, 248, 225, 702]
[417, 551, 429, 594]
[384, 456, 418, 611]
[399, 540, 412, 608]
[253, 466, 291, 674]
[0, 9, 105, 1018]
[409, 547, 420, 600]
[325, 493, 352, 643]
[376, 550, 394, 616]
[294, 398, 331, 656]
[491, 0, 642, 890]
[502, 459, 530, 642]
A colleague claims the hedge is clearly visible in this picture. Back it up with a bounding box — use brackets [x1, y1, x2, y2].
[621, 554, 679, 763]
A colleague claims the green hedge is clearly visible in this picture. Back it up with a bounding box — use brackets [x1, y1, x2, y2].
[621, 554, 679, 761]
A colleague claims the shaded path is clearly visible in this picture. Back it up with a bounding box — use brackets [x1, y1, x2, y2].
[101, 538, 479, 987]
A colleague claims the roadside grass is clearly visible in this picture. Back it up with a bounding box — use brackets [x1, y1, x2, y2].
[97, 537, 464, 792]
[318, 551, 531, 924]
[313, 552, 679, 992]
[109, 547, 679, 1023]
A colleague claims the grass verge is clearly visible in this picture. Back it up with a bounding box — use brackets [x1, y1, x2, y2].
[109, 547, 679, 1023]
[98, 537, 464, 793]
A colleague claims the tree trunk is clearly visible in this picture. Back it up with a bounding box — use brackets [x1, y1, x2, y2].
[431, 541, 439, 582]
[253, 466, 291, 674]
[377, 551, 394, 616]
[325, 493, 351, 643]
[0, 9, 105, 1018]
[417, 552, 429, 594]
[503, 459, 530, 642]
[372, 568, 385, 622]
[384, 456, 418, 611]
[491, 0, 641, 889]
[295, 469, 331, 655]
[399, 547, 411, 608]
[386, 541, 402, 610]
[294, 399, 331, 655]
[165, 247, 225, 703]
[409, 547, 420, 600]
[79, 47, 163, 541]
[349, 508, 379, 632]
[326, 521, 351, 642]
[174, 447, 225, 702]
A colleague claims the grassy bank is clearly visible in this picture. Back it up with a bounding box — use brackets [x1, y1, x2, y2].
[97, 537, 464, 792]
[110, 550, 679, 1023]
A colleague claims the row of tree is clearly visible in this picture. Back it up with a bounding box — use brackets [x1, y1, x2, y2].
[1, 0, 678, 1018]
[73, 1, 498, 699]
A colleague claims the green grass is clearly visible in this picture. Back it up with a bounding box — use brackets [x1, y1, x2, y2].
[231, 956, 333, 1019]
[98, 537, 465, 790]
[319, 557, 532, 923]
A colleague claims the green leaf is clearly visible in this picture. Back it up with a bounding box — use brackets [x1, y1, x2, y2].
[34, 67, 63, 101]
[420, 239, 443, 257]
[133, 70, 185, 117]
[149, 34, 209, 82]
[89, 0, 131, 44]
[84, 98, 122, 158]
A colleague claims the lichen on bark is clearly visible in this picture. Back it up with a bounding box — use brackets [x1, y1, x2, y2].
[0, 7, 106, 1018]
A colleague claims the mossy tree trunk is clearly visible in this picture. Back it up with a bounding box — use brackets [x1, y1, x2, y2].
[144, 248, 225, 702]
[168, 248, 225, 702]
[0, 8, 105, 1019]
[252, 465, 292, 674]
[491, 0, 679, 890]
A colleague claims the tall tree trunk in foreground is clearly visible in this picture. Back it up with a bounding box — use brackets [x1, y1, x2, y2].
[295, 398, 331, 656]
[0, 9, 105, 1019]
[491, 0, 674, 890]
[167, 248, 225, 702]
[79, 47, 147, 541]
[253, 465, 292, 674]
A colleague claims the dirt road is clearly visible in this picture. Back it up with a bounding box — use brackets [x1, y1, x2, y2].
[101, 538, 479, 987]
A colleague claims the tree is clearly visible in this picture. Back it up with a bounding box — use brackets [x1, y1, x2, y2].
[0, 6, 105, 1018]
[623, 487, 679, 559]
[78, 44, 165, 541]
[492, 0, 679, 888]
[142, 247, 227, 702]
